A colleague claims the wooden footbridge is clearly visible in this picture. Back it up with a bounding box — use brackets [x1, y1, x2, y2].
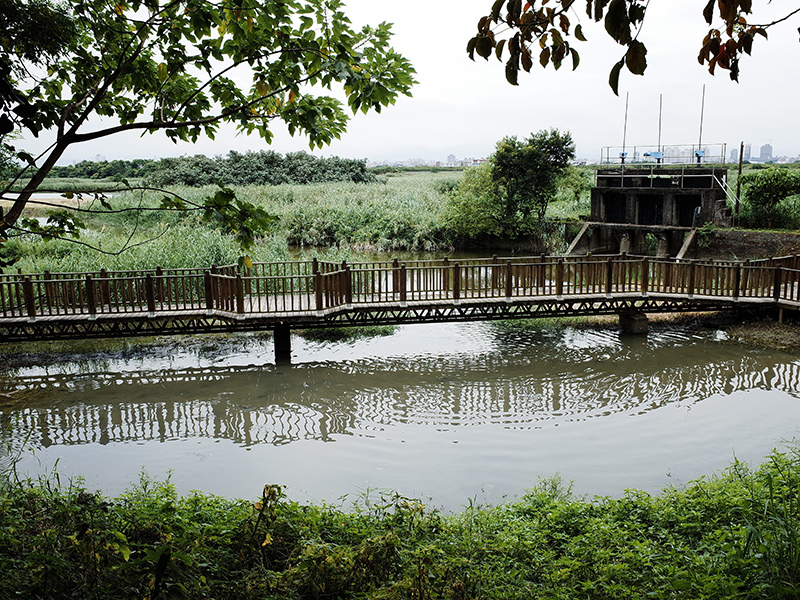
[2, 254, 799, 361]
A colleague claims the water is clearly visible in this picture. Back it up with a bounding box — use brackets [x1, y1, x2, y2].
[2, 321, 799, 511]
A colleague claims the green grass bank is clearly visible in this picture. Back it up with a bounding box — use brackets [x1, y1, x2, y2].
[3, 170, 594, 273]
[2, 445, 800, 599]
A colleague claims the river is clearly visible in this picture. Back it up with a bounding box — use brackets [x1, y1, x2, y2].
[1, 318, 799, 511]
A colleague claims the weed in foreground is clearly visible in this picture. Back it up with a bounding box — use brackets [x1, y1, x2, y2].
[3, 447, 800, 598]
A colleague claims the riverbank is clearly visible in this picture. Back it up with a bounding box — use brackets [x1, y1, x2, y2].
[2, 444, 800, 599]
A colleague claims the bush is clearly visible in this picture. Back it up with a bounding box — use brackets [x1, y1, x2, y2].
[146, 151, 376, 187]
[739, 196, 800, 230]
[445, 163, 505, 238]
[4, 446, 800, 599]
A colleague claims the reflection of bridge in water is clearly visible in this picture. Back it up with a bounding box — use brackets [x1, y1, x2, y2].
[4, 347, 799, 450]
[1, 254, 799, 361]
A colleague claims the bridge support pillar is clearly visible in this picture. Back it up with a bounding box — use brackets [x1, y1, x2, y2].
[619, 311, 648, 335]
[274, 324, 292, 364]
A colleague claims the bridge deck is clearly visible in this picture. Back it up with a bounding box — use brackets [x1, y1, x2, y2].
[1, 254, 798, 343]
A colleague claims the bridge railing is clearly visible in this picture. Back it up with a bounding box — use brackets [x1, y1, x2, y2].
[2, 255, 799, 321]
[781, 268, 800, 303]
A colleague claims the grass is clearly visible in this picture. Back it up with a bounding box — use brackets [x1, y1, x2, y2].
[5, 174, 461, 273]
[3, 446, 800, 599]
[4, 170, 598, 274]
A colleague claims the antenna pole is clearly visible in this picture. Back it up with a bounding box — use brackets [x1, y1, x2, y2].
[698, 84, 705, 150]
[658, 94, 663, 152]
[622, 92, 629, 165]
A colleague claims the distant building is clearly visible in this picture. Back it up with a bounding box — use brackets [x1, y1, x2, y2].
[447, 154, 456, 164]
[743, 144, 752, 161]
[730, 148, 738, 163]
[760, 143, 773, 162]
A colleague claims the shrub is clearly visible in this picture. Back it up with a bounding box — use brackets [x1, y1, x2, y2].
[739, 167, 800, 229]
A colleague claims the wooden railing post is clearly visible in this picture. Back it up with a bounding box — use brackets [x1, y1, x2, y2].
[641, 258, 649, 296]
[155, 266, 164, 302]
[538, 253, 546, 290]
[236, 274, 245, 314]
[687, 261, 696, 298]
[23, 277, 35, 320]
[392, 258, 400, 298]
[453, 262, 461, 302]
[345, 265, 353, 305]
[43, 270, 53, 308]
[399, 264, 407, 304]
[664, 260, 673, 292]
[86, 275, 97, 316]
[556, 259, 564, 298]
[605, 257, 613, 296]
[204, 271, 214, 312]
[773, 266, 783, 301]
[733, 264, 742, 300]
[315, 271, 324, 311]
[505, 260, 513, 300]
[99, 268, 110, 307]
[442, 257, 450, 294]
[145, 274, 156, 314]
[312, 257, 319, 274]
[491, 255, 498, 289]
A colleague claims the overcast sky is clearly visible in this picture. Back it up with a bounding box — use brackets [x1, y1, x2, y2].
[28, 0, 800, 164]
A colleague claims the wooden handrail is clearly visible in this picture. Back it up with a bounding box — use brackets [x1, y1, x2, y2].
[2, 255, 799, 323]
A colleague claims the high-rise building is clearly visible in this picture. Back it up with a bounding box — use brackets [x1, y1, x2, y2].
[760, 143, 773, 162]
[730, 148, 738, 162]
[743, 144, 752, 161]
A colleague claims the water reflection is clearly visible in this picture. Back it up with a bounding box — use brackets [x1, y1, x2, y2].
[3, 326, 799, 452]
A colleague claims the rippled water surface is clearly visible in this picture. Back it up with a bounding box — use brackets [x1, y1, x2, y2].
[2, 321, 800, 510]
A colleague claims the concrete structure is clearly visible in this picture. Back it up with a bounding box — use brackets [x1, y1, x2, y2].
[568, 167, 731, 257]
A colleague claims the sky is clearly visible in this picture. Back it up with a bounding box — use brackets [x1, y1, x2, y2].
[23, 0, 800, 164]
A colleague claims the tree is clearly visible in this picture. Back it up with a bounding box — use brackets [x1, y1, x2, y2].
[492, 129, 575, 223]
[468, 1, 800, 94]
[448, 128, 575, 240]
[0, 0, 77, 137]
[0, 0, 415, 264]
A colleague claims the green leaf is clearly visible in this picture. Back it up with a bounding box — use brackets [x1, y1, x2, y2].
[703, 0, 715, 24]
[476, 36, 494, 59]
[570, 47, 580, 70]
[505, 60, 519, 85]
[609, 59, 624, 95]
[490, 0, 505, 21]
[495, 39, 506, 60]
[670, 579, 693, 591]
[521, 49, 532, 72]
[539, 46, 551, 68]
[625, 40, 647, 75]
[467, 37, 478, 60]
[574, 24, 587, 42]
[16, 151, 35, 166]
[604, 0, 631, 44]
